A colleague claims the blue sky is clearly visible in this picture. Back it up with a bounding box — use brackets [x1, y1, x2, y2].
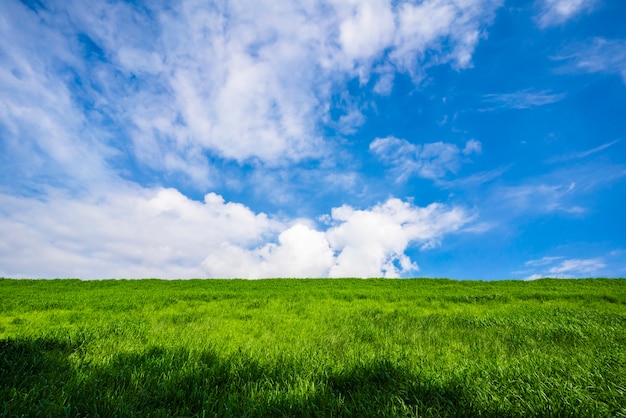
[1, 0, 625, 279]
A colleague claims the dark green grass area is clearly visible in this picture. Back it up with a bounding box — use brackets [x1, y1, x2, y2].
[1, 278, 625, 417]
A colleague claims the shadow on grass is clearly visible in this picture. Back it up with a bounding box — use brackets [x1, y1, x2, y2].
[0, 338, 80, 417]
[0, 337, 562, 417]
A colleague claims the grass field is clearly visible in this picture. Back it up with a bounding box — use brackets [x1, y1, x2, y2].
[1, 278, 625, 417]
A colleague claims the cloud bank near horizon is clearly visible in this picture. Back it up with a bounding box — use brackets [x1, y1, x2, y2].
[0, 189, 471, 279]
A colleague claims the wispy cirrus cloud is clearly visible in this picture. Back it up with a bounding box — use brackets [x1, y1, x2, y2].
[440, 165, 512, 189]
[369, 136, 482, 182]
[534, 0, 598, 28]
[389, 0, 502, 74]
[500, 182, 585, 215]
[495, 170, 622, 218]
[521, 256, 606, 280]
[548, 139, 622, 163]
[554, 38, 626, 83]
[0, 0, 503, 192]
[481, 89, 566, 110]
[488, 158, 626, 218]
[0, 2, 115, 192]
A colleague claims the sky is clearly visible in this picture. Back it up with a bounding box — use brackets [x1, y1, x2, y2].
[1, 0, 625, 280]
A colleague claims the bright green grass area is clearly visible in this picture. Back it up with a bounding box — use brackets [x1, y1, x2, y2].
[1, 278, 625, 417]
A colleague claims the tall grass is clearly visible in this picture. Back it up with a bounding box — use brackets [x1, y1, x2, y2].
[1, 278, 625, 417]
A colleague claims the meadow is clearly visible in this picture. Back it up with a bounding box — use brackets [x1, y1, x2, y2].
[0, 278, 625, 417]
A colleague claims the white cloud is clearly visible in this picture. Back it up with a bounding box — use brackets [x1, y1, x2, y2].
[463, 139, 482, 155]
[392, 0, 501, 74]
[500, 182, 585, 215]
[152, 0, 502, 165]
[481, 89, 566, 110]
[493, 161, 626, 217]
[146, 1, 331, 165]
[549, 258, 605, 275]
[0, 0, 503, 191]
[327, 199, 471, 277]
[202, 224, 335, 279]
[524, 256, 565, 268]
[202, 198, 473, 279]
[338, 0, 395, 63]
[0, 189, 471, 279]
[370, 136, 481, 181]
[522, 257, 606, 280]
[548, 139, 622, 163]
[438, 165, 511, 191]
[372, 65, 396, 95]
[554, 38, 626, 83]
[337, 108, 366, 135]
[535, 0, 598, 28]
[0, 187, 278, 279]
[0, 3, 114, 190]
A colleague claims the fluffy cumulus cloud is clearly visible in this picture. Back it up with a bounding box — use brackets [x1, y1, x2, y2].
[203, 198, 472, 278]
[0, 190, 471, 279]
[370, 136, 482, 181]
[326, 199, 471, 277]
[0, 187, 278, 279]
[337, 0, 395, 63]
[202, 224, 336, 279]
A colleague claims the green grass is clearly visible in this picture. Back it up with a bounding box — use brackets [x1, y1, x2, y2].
[1, 278, 625, 417]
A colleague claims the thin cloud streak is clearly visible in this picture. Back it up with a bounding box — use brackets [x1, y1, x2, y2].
[439, 165, 512, 189]
[481, 89, 566, 110]
[534, 0, 598, 28]
[553, 38, 626, 83]
[549, 139, 622, 163]
[499, 182, 585, 215]
[522, 257, 606, 280]
[483, 161, 626, 220]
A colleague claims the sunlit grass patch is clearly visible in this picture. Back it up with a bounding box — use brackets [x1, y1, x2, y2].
[1, 278, 625, 416]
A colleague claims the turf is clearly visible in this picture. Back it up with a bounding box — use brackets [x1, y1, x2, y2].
[1, 278, 625, 417]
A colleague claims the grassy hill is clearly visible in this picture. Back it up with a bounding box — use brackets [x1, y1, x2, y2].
[1, 278, 625, 417]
